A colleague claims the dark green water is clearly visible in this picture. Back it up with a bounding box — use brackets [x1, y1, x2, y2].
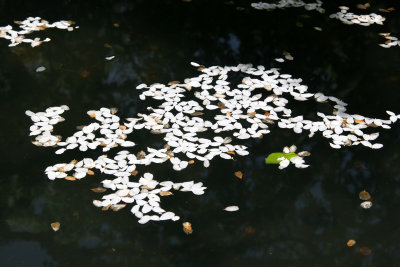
[1, 0, 400, 266]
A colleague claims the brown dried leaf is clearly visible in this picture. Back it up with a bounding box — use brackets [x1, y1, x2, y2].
[188, 160, 195, 164]
[51, 222, 60, 231]
[234, 171, 243, 179]
[168, 81, 180, 85]
[359, 247, 372, 256]
[119, 125, 127, 130]
[91, 187, 107, 193]
[160, 191, 173, 196]
[80, 71, 90, 78]
[113, 23, 120, 27]
[227, 151, 236, 155]
[347, 239, 356, 247]
[357, 3, 370, 9]
[137, 150, 146, 159]
[218, 102, 226, 109]
[190, 112, 204, 116]
[379, 7, 395, 13]
[359, 190, 371, 201]
[182, 222, 193, 234]
[87, 170, 95, 175]
[248, 111, 256, 118]
[102, 204, 111, 211]
[110, 204, 126, 211]
[65, 176, 76, 181]
[245, 226, 256, 235]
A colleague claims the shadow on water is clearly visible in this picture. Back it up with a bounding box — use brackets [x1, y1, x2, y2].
[1, 0, 400, 266]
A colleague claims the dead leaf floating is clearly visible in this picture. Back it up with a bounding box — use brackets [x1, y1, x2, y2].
[91, 187, 107, 193]
[360, 201, 373, 209]
[160, 191, 173, 196]
[182, 222, 193, 234]
[234, 171, 243, 179]
[359, 247, 372, 256]
[359, 190, 371, 201]
[347, 239, 356, 247]
[51, 222, 60, 231]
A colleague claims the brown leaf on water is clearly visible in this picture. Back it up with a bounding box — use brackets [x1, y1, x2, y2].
[227, 151, 236, 155]
[91, 187, 107, 193]
[379, 7, 395, 13]
[137, 150, 146, 159]
[102, 204, 111, 211]
[218, 102, 226, 109]
[245, 226, 256, 235]
[65, 176, 76, 181]
[188, 160, 195, 164]
[80, 71, 90, 78]
[357, 3, 370, 9]
[182, 222, 193, 234]
[190, 112, 204, 116]
[104, 43, 112, 49]
[160, 191, 173, 196]
[359, 247, 372, 256]
[131, 170, 138, 176]
[51, 222, 60, 231]
[234, 171, 243, 179]
[113, 23, 120, 27]
[359, 190, 371, 201]
[110, 204, 126, 211]
[347, 239, 356, 247]
[248, 111, 256, 118]
[354, 119, 365, 124]
[168, 81, 180, 85]
[87, 170, 95, 175]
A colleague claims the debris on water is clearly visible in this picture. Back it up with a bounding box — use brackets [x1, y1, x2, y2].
[91, 187, 107, 193]
[347, 239, 356, 247]
[182, 222, 193, 234]
[0, 17, 76, 47]
[234, 171, 243, 179]
[329, 6, 385, 26]
[251, 1, 325, 13]
[51, 222, 60, 231]
[224, 206, 239, 212]
[26, 62, 400, 224]
[360, 201, 373, 209]
[359, 247, 372, 256]
[359, 190, 371, 201]
[35, 66, 46, 72]
[105, 56, 115, 61]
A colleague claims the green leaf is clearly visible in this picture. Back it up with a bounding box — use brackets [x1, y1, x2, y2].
[265, 152, 298, 164]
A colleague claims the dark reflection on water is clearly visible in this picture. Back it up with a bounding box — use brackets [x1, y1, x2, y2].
[1, 0, 400, 266]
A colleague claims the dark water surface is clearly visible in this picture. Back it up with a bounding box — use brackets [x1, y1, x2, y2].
[1, 0, 400, 266]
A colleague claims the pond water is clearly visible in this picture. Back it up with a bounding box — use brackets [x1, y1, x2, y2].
[1, 0, 400, 266]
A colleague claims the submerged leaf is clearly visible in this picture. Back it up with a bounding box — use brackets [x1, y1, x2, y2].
[265, 152, 298, 164]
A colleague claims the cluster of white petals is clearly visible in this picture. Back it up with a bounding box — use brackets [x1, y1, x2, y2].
[0, 17, 77, 47]
[27, 63, 400, 223]
[251, 0, 325, 13]
[277, 145, 309, 169]
[378, 33, 400, 48]
[329, 6, 385, 26]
